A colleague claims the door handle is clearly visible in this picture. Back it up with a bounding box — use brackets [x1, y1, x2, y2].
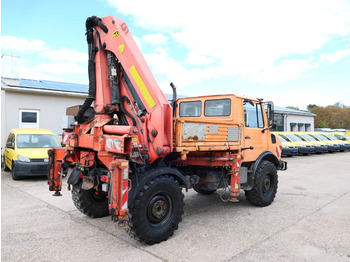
[245, 136, 251, 139]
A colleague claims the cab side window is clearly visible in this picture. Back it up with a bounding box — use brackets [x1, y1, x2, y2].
[6, 134, 15, 148]
[179, 101, 202, 117]
[244, 102, 264, 128]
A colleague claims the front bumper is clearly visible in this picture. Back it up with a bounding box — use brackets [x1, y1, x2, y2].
[328, 144, 340, 152]
[13, 160, 49, 177]
[339, 144, 350, 151]
[298, 146, 314, 154]
[282, 147, 298, 156]
[314, 145, 329, 153]
[278, 160, 287, 171]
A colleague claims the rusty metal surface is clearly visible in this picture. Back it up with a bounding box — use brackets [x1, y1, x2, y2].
[182, 123, 206, 140]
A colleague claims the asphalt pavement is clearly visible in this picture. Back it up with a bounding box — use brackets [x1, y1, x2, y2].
[2, 152, 350, 262]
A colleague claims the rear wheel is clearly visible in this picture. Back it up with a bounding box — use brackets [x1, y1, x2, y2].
[128, 175, 184, 245]
[245, 160, 278, 207]
[71, 183, 109, 218]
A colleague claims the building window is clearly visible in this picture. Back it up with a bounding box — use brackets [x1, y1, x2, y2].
[305, 123, 311, 132]
[19, 109, 40, 128]
[290, 122, 297, 132]
[298, 123, 304, 132]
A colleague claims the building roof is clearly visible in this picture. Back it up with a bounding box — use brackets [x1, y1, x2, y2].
[1, 77, 88, 97]
[274, 106, 316, 117]
[2, 77, 316, 117]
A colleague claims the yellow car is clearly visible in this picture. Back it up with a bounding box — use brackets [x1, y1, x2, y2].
[317, 132, 350, 152]
[332, 132, 350, 144]
[306, 132, 340, 152]
[274, 132, 314, 155]
[291, 132, 329, 153]
[3, 128, 61, 180]
[272, 133, 298, 156]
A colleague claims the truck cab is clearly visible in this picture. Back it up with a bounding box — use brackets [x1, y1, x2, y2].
[173, 94, 281, 164]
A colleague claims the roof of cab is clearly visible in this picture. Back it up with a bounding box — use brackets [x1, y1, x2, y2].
[10, 128, 55, 135]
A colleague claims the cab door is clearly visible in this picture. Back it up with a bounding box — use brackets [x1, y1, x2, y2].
[4, 133, 16, 169]
[242, 100, 269, 161]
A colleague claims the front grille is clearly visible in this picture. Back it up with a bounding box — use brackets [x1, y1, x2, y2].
[31, 159, 45, 162]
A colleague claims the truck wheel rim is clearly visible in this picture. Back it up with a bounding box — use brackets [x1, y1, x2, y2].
[147, 194, 172, 225]
[262, 174, 272, 196]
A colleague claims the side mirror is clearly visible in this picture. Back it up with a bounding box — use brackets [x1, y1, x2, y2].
[6, 141, 13, 149]
[266, 102, 274, 127]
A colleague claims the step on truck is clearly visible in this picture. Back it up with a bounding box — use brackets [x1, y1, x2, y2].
[48, 16, 287, 245]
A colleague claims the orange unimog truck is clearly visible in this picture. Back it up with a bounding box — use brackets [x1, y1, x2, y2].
[48, 16, 287, 245]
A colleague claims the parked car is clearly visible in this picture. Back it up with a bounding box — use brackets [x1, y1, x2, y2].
[3, 128, 61, 180]
[272, 133, 298, 157]
[318, 132, 350, 151]
[291, 132, 329, 153]
[332, 132, 350, 144]
[274, 132, 314, 155]
[306, 132, 341, 153]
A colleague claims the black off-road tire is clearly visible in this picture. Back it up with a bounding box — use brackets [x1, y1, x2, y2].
[128, 175, 184, 245]
[193, 186, 216, 195]
[245, 160, 278, 207]
[11, 162, 21, 180]
[71, 183, 109, 218]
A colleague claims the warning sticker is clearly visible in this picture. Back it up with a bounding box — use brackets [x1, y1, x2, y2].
[113, 30, 120, 38]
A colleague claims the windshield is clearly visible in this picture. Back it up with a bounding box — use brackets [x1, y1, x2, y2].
[312, 134, 328, 141]
[285, 134, 303, 142]
[276, 134, 288, 142]
[302, 134, 316, 141]
[343, 134, 350, 140]
[17, 134, 60, 148]
[319, 134, 332, 141]
[325, 134, 338, 140]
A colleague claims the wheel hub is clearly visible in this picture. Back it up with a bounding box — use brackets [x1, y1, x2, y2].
[263, 175, 272, 195]
[147, 194, 171, 224]
[152, 199, 168, 219]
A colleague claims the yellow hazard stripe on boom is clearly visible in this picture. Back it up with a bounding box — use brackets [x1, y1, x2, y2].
[129, 65, 156, 109]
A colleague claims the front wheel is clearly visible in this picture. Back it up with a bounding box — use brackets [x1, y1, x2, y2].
[71, 183, 109, 218]
[245, 161, 278, 207]
[128, 175, 184, 245]
[11, 162, 21, 180]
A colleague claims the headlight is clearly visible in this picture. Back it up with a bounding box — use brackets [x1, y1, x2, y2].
[44, 158, 49, 163]
[18, 155, 30, 162]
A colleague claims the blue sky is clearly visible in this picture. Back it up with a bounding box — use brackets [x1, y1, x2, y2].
[2, 0, 350, 110]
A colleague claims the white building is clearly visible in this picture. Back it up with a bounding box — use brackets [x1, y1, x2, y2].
[1, 77, 87, 152]
[273, 106, 316, 132]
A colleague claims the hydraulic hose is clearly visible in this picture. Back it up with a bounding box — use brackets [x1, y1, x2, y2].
[77, 16, 107, 124]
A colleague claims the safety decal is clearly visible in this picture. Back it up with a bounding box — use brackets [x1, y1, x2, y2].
[113, 30, 120, 38]
[118, 44, 125, 54]
[129, 65, 156, 109]
[276, 145, 282, 158]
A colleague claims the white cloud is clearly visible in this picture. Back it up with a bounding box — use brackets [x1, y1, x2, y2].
[106, 0, 350, 84]
[319, 49, 350, 64]
[36, 61, 86, 74]
[142, 33, 168, 45]
[1, 36, 88, 81]
[40, 48, 87, 62]
[1, 36, 49, 53]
